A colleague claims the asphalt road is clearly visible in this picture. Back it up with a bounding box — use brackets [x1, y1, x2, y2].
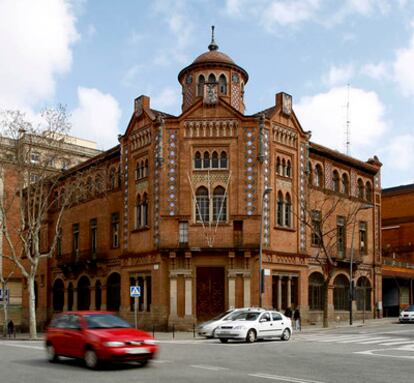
[0, 322, 413, 383]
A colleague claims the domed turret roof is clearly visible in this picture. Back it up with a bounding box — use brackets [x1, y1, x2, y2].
[193, 50, 235, 65]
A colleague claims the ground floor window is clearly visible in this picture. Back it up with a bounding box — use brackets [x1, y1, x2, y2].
[309, 272, 324, 310]
[333, 274, 349, 310]
[356, 276, 371, 311]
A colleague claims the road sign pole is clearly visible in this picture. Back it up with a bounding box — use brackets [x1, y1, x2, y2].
[134, 296, 138, 329]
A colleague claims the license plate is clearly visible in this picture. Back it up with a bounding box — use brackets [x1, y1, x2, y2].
[125, 347, 150, 354]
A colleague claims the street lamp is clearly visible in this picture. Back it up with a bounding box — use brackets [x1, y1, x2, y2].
[349, 203, 374, 325]
[259, 187, 272, 308]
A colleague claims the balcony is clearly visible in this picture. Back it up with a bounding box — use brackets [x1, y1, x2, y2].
[57, 249, 106, 275]
[383, 258, 414, 269]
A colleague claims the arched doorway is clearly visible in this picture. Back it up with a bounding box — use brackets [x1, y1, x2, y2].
[77, 276, 91, 310]
[107, 273, 120, 311]
[67, 282, 74, 311]
[308, 272, 325, 311]
[52, 279, 64, 312]
[95, 280, 102, 310]
[333, 274, 349, 311]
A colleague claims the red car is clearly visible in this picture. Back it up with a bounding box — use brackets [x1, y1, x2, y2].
[45, 311, 158, 369]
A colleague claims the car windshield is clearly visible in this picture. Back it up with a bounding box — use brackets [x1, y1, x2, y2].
[84, 314, 132, 329]
[211, 310, 233, 321]
[403, 305, 414, 312]
[231, 312, 260, 321]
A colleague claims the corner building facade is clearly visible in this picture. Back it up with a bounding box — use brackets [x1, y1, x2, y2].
[40, 37, 383, 329]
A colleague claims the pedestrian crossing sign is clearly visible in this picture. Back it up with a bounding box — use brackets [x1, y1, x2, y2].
[130, 286, 141, 297]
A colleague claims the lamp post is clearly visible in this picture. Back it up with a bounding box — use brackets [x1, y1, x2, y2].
[259, 187, 272, 308]
[349, 203, 374, 325]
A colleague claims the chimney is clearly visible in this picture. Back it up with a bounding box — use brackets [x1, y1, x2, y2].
[134, 95, 150, 114]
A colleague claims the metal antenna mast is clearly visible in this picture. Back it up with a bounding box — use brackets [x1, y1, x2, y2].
[345, 83, 351, 155]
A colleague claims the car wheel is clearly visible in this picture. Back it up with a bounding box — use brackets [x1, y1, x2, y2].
[246, 329, 256, 343]
[281, 328, 291, 341]
[46, 343, 59, 363]
[84, 349, 99, 369]
[219, 338, 228, 343]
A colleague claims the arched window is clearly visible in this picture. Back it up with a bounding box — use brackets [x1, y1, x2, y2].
[315, 164, 323, 187]
[67, 282, 74, 311]
[95, 280, 102, 310]
[365, 182, 372, 202]
[277, 192, 284, 226]
[309, 273, 324, 310]
[197, 75, 205, 96]
[219, 74, 227, 94]
[333, 274, 349, 310]
[107, 273, 121, 311]
[208, 73, 216, 83]
[142, 193, 148, 226]
[341, 173, 349, 194]
[195, 187, 209, 223]
[358, 178, 364, 199]
[307, 161, 313, 184]
[52, 279, 64, 312]
[135, 194, 141, 228]
[276, 157, 281, 175]
[203, 151, 210, 168]
[285, 193, 292, 227]
[286, 160, 292, 177]
[220, 151, 227, 168]
[77, 276, 90, 310]
[332, 170, 340, 192]
[213, 186, 226, 222]
[356, 277, 371, 311]
[211, 151, 219, 168]
[144, 159, 149, 177]
[282, 159, 286, 176]
[194, 151, 202, 169]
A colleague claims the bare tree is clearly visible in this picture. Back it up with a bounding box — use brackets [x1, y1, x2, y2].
[0, 107, 97, 338]
[299, 189, 372, 328]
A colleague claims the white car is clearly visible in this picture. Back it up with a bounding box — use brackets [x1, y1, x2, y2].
[197, 308, 263, 338]
[399, 305, 414, 323]
[215, 310, 292, 343]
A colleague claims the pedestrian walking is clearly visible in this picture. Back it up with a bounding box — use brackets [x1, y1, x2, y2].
[293, 308, 301, 331]
[7, 319, 14, 338]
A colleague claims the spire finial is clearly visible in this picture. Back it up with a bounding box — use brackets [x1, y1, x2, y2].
[208, 25, 219, 51]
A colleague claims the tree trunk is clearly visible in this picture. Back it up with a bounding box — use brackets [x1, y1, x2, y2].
[323, 279, 329, 328]
[28, 275, 37, 339]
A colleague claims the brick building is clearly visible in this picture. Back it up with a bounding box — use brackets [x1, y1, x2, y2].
[35, 33, 382, 329]
[382, 184, 414, 316]
[0, 131, 100, 327]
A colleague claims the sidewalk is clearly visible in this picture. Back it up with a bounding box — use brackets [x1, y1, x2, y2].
[0, 317, 398, 342]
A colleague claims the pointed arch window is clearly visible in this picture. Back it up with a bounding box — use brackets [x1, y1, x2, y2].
[211, 151, 219, 168]
[203, 151, 210, 168]
[358, 178, 364, 199]
[142, 193, 148, 226]
[194, 151, 202, 169]
[332, 170, 340, 192]
[307, 161, 313, 185]
[144, 159, 149, 178]
[315, 164, 323, 187]
[285, 193, 292, 227]
[276, 157, 281, 175]
[341, 173, 349, 195]
[282, 159, 286, 176]
[286, 160, 292, 178]
[365, 182, 372, 202]
[277, 192, 284, 226]
[195, 186, 209, 223]
[219, 74, 227, 94]
[208, 73, 216, 83]
[135, 195, 141, 229]
[213, 186, 227, 222]
[197, 75, 205, 96]
[220, 151, 227, 168]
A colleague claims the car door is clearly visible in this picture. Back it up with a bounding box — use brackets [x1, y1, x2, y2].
[257, 312, 274, 339]
[63, 314, 85, 358]
[48, 315, 67, 354]
[271, 312, 284, 337]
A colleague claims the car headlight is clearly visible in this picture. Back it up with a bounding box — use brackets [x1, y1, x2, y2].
[104, 341, 125, 347]
[143, 339, 157, 345]
[233, 325, 246, 330]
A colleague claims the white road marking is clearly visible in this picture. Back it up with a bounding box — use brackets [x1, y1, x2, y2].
[190, 364, 229, 371]
[355, 349, 414, 360]
[249, 373, 326, 383]
[152, 359, 172, 364]
[356, 337, 393, 344]
[0, 342, 43, 350]
[337, 336, 386, 344]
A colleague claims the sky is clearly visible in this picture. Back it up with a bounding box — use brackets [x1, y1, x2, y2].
[1, 0, 414, 188]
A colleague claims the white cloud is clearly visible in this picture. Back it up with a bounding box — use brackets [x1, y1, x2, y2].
[295, 86, 388, 159]
[393, 32, 414, 96]
[121, 64, 144, 88]
[382, 134, 414, 172]
[361, 62, 389, 80]
[322, 65, 354, 87]
[71, 87, 122, 150]
[0, 0, 79, 110]
[262, 0, 321, 29]
[151, 87, 180, 111]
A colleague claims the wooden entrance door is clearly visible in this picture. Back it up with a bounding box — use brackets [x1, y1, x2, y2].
[196, 267, 225, 321]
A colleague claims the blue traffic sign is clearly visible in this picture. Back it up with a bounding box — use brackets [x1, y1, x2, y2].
[130, 286, 141, 297]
